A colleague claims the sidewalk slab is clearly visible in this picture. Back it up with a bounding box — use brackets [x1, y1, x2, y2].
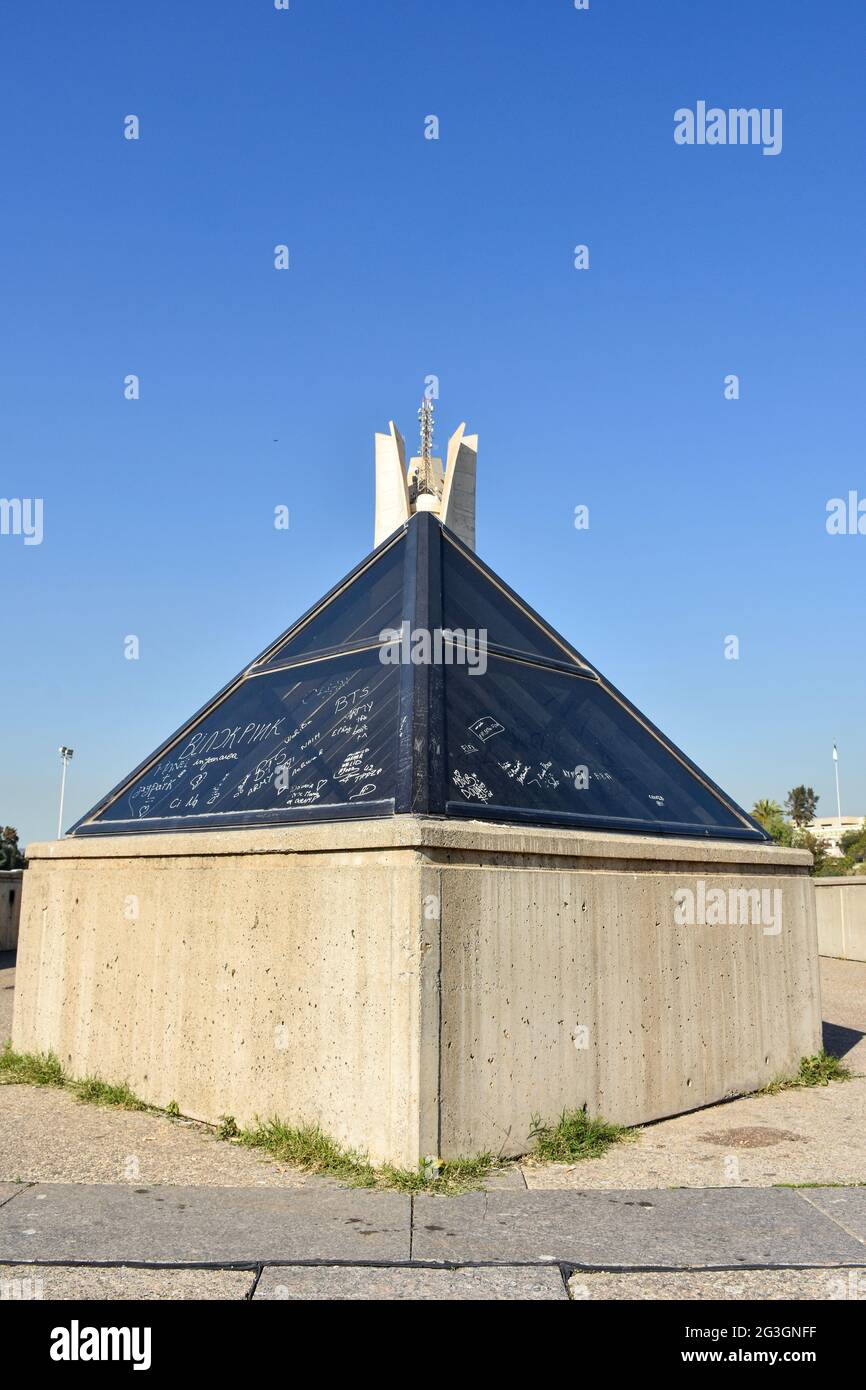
[254, 1264, 567, 1300]
[0, 1185, 26, 1209]
[799, 1188, 866, 1241]
[0, 1264, 254, 1300]
[567, 1268, 866, 1301]
[411, 1189, 866, 1267]
[0, 1184, 410, 1265]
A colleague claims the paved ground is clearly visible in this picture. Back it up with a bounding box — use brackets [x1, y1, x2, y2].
[1, 953, 863, 1299]
[1, 1182, 865, 1301]
[0, 1084, 312, 1188]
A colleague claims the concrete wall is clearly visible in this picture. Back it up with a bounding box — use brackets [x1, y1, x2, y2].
[815, 876, 866, 961]
[0, 870, 23, 951]
[12, 820, 821, 1164]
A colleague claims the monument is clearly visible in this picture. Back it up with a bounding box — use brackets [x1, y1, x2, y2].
[12, 405, 822, 1165]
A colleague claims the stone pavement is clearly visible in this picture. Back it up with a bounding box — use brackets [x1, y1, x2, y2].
[1, 1182, 865, 1301]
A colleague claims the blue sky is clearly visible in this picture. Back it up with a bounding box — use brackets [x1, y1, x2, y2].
[1, 0, 863, 845]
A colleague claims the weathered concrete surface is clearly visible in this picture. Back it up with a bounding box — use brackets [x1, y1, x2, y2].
[254, 1264, 566, 1300]
[13, 828, 429, 1165]
[0, 1264, 254, 1300]
[568, 1268, 866, 1300]
[0, 1183, 411, 1264]
[0, 873, 23, 951]
[12, 818, 821, 1164]
[437, 840, 820, 1155]
[411, 1189, 866, 1267]
[816, 877, 866, 961]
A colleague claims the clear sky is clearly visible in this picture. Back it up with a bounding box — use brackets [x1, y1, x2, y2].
[1, 0, 863, 846]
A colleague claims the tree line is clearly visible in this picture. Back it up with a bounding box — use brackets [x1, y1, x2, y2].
[751, 787, 866, 876]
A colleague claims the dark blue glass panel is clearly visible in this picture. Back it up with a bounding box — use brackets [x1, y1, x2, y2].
[257, 534, 406, 667]
[442, 536, 579, 665]
[90, 651, 399, 828]
[445, 655, 746, 832]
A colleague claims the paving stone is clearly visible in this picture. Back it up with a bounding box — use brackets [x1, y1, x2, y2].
[0, 1263, 253, 1300]
[567, 1268, 866, 1300]
[798, 1188, 866, 1243]
[0, 1183, 410, 1264]
[412, 1188, 866, 1267]
[481, 1167, 527, 1191]
[254, 1264, 566, 1300]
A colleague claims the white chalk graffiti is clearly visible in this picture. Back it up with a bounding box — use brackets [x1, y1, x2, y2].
[452, 769, 494, 804]
[468, 716, 504, 743]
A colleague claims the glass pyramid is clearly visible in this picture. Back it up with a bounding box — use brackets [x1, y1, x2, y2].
[69, 513, 767, 841]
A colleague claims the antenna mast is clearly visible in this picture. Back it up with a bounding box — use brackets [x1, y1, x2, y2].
[416, 397, 437, 497]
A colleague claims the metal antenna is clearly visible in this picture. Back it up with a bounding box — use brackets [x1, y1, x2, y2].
[416, 397, 436, 496]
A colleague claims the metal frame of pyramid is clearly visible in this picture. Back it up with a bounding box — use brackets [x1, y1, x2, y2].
[70, 511, 768, 842]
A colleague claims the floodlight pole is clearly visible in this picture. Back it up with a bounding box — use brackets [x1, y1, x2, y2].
[58, 746, 74, 838]
[833, 743, 842, 821]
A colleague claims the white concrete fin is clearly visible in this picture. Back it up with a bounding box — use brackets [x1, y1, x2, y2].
[374, 420, 410, 547]
[441, 424, 477, 551]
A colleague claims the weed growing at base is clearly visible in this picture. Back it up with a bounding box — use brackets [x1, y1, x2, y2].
[0, 1045, 64, 1087]
[528, 1105, 631, 1163]
[760, 1050, 852, 1095]
[227, 1117, 501, 1194]
[0, 1044, 150, 1111]
[3, 1043, 851, 1193]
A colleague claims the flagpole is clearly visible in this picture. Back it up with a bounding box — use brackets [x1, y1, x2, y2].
[833, 743, 842, 821]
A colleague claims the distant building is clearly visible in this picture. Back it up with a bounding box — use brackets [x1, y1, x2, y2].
[809, 816, 865, 857]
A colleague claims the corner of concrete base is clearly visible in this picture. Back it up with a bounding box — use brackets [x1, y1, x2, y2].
[11, 817, 822, 1166]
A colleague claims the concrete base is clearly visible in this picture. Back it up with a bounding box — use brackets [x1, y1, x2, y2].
[0, 871, 23, 951]
[12, 820, 821, 1165]
[815, 877, 866, 961]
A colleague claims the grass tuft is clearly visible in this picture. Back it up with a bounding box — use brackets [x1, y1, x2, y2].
[528, 1105, 630, 1163]
[235, 1118, 501, 1193]
[239, 1120, 376, 1184]
[1, 1043, 149, 1110]
[380, 1152, 500, 1194]
[760, 1050, 852, 1095]
[69, 1076, 148, 1110]
[0, 1043, 65, 1087]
